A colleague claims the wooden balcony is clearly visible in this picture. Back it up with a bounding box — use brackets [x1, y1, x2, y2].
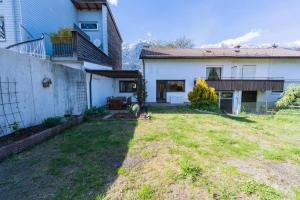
[206, 78, 284, 91]
[51, 28, 111, 66]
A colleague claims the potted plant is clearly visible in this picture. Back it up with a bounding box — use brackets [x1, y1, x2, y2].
[50, 28, 73, 56]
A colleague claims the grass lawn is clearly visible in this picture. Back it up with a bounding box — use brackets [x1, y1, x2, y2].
[0, 106, 300, 200]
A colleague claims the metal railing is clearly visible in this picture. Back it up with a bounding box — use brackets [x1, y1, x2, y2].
[6, 34, 46, 59]
[51, 37, 74, 57]
[198, 77, 285, 81]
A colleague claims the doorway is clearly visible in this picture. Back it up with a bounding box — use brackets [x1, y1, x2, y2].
[156, 81, 167, 103]
[219, 92, 233, 114]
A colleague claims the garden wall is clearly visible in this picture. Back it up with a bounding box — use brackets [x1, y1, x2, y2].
[0, 49, 87, 136]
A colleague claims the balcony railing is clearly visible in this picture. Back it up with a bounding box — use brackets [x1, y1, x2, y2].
[51, 26, 111, 66]
[199, 77, 285, 91]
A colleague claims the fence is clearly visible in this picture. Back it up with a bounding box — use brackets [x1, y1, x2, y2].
[241, 101, 277, 114]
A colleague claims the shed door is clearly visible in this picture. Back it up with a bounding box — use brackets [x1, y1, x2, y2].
[220, 92, 233, 114]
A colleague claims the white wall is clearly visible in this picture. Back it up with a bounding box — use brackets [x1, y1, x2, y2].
[77, 9, 103, 48]
[86, 73, 114, 108]
[0, 0, 18, 47]
[0, 49, 87, 136]
[144, 58, 300, 103]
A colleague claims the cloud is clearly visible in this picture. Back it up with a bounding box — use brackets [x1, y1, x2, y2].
[201, 30, 261, 48]
[108, 0, 118, 6]
[147, 32, 152, 37]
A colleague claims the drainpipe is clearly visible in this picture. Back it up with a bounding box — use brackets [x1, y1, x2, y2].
[89, 73, 93, 108]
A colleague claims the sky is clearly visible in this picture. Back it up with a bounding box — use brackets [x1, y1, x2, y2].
[108, 0, 300, 48]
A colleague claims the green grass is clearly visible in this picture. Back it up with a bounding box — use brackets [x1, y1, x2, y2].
[0, 106, 300, 199]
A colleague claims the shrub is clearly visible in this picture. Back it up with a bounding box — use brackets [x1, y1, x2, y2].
[42, 117, 61, 128]
[84, 106, 106, 117]
[188, 80, 219, 111]
[50, 28, 73, 44]
[276, 85, 300, 109]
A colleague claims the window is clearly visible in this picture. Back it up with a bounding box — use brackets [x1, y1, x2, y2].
[0, 17, 5, 41]
[79, 22, 98, 31]
[119, 81, 137, 93]
[242, 65, 256, 78]
[206, 67, 222, 80]
[167, 80, 185, 92]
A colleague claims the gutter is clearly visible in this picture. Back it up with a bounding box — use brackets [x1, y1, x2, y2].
[89, 73, 93, 108]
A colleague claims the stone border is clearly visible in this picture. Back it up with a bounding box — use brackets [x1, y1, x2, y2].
[0, 116, 84, 162]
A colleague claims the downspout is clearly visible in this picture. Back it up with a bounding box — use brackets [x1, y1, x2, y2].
[89, 73, 93, 108]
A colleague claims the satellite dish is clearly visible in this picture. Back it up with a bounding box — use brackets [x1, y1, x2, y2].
[93, 39, 102, 48]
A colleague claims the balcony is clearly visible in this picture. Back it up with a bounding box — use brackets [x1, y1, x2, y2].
[51, 25, 111, 66]
[204, 78, 284, 91]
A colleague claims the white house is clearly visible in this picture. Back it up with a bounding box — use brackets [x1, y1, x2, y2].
[140, 48, 300, 114]
[0, 0, 141, 108]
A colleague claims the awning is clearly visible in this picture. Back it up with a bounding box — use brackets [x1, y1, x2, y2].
[86, 70, 142, 78]
[71, 0, 104, 9]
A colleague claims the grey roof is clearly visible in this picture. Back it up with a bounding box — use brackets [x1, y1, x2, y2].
[140, 48, 300, 59]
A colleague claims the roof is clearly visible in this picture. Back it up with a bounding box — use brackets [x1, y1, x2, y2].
[86, 69, 142, 78]
[71, 0, 122, 42]
[140, 48, 300, 59]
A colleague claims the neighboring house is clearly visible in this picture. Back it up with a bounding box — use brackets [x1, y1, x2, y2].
[0, 0, 140, 108]
[140, 47, 300, 114]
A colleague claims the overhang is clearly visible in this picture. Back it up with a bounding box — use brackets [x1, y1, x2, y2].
[71, 0, 104, 9]
[86, 70, 142, 78]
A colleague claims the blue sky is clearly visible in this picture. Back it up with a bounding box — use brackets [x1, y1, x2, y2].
[109, 0, 300, 47]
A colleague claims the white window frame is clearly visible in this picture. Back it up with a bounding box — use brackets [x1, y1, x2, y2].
[0, 16, 5, 41]
[206, 65, 223, 80]
[79, 22, 99, 31]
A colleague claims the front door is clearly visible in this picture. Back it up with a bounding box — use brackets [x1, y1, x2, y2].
[156, 81, 167, 103]
[220, 92, 233, 114]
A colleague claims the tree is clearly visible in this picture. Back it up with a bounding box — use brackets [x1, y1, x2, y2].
[151, 37, 195, 49]
[135, 78, 147, 107]
[188, 80, 219, 112]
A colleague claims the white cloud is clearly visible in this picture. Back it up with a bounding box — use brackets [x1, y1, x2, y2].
[201, 30, 261, 48]
[147, 32, 152, 37]
[108, 0, 118, 6]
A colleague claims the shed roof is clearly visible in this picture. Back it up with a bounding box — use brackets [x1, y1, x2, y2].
[86, 70, 142, 78]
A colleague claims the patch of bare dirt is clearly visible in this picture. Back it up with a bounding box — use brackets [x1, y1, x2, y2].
[226, 158, 300, 196]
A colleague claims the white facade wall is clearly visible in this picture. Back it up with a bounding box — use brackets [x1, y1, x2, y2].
[0, 49, 87, 136]
[87, 74, 114, 108]
[77, 10, 103, 47]
[0, 0, 18, 47]
[143, 58, 300, 104]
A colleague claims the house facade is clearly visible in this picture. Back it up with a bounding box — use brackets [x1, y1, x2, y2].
[0, 0, 122, 70]
[141, 48, 300, 114]
[0, 0, 142, 109]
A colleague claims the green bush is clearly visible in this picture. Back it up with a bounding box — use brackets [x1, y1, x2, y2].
[42, 117, 61, 128]
[50, 28, 73, 44]
[276, 85, 300, 109]
[188, 80, 219, 112]
[84, 106, 106, 117]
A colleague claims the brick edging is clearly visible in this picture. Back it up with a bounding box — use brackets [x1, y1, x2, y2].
[0, 116, 84, 162]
